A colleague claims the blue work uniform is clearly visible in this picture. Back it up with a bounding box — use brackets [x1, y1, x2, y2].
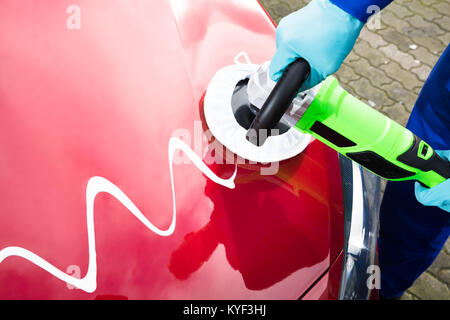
[331, 0, 450, 298]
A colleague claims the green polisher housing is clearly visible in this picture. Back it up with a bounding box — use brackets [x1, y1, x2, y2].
[295, 77, 450, 188]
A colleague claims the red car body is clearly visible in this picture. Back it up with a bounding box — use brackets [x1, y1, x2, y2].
[0, 0, 344, 299]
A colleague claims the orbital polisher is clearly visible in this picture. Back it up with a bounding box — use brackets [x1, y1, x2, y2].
[204, 55, 450, 188]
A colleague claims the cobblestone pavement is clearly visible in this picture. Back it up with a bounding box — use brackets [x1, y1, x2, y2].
[259, 0, 450, 300]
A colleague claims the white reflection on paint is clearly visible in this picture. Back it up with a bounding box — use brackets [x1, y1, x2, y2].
[0, 137, 236, 293]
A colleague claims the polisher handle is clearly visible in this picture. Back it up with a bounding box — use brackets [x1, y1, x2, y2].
[246, 58, 311, 146]
[295, 76, 450, 188]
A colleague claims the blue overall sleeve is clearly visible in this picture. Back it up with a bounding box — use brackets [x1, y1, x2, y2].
[379, 44, 450, 298]
[330, 0, 393, 23]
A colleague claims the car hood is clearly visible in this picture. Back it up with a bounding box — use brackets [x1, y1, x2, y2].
[0, 0, 343, 299]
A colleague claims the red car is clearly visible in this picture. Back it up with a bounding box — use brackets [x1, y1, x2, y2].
[0, 0, 380, 299]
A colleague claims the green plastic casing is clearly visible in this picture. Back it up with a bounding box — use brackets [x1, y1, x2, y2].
[295, 77, 447, 188]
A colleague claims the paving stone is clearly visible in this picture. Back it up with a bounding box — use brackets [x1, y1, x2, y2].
[367, 11, 386, 32]
[344, 50, 361, 63]
[405, 289, 421, 300]
[434, 16, 450, 32]
[269, 2, 291, 22]
[353, 40, 389, 67]
[381, 10, 411, 33]
[335, 63, 360, 83]
[445, 238, 450, 255]
[388, 2, 414, 19]
[400, 292, 415, 300]
[405, 1, 442, 21]
[428, 249, 450, 277]
[348, 78, 395, 110]
[411, 64, 432, 81]
[359, 28, 388, 49]
[408, 272, 450, 300]
[338, 82, 356, 96]
[409, 46, 440, 67]
[282, 0, 307, 11]
[438, 269, 450, 286]
[381, 104, 410, 126]
[383, 81, 419, 112]
[379, 43, 420, 70]
[379, 27, 415, 52]
[407, 291, 422, 300]
[419, 0, 440, 5]
[406, 15, 446, 37]
[403, 25, 447, 54]
[352, 58, 392, 88]
[432, 2, 450, 16]
[380, 61, 423, 91]
[437, 33, 450, 48]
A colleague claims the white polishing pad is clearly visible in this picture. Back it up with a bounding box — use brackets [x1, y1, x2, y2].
[204, 62, 311, 163]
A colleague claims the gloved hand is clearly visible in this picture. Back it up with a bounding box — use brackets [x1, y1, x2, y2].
[415, 150, 450, 213]
[269, 0, 364, 90]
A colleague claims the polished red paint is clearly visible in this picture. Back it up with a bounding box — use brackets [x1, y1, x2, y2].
[301, 253, 343, 300]
[0, 0, 343, 299]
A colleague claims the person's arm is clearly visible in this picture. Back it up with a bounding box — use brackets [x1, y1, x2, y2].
[415, 150, 450, 213]
[270, 0, 450, 212]
[330, 0, 393, 23]
[269, 0, 393, 90]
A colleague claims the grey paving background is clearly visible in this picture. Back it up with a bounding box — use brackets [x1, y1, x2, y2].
[259, 0, 450, 300]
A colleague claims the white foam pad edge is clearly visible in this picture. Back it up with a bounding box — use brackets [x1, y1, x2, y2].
[204, 63, 312, 163]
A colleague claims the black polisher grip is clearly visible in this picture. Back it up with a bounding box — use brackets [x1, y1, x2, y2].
[432, 152, 450, 180]
[397, 134, 450, 181]
[246, 58, 311, 146]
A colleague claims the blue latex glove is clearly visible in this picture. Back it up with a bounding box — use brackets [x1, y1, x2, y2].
[269, 0, 364, 90]
[415, 150, 450, 213]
